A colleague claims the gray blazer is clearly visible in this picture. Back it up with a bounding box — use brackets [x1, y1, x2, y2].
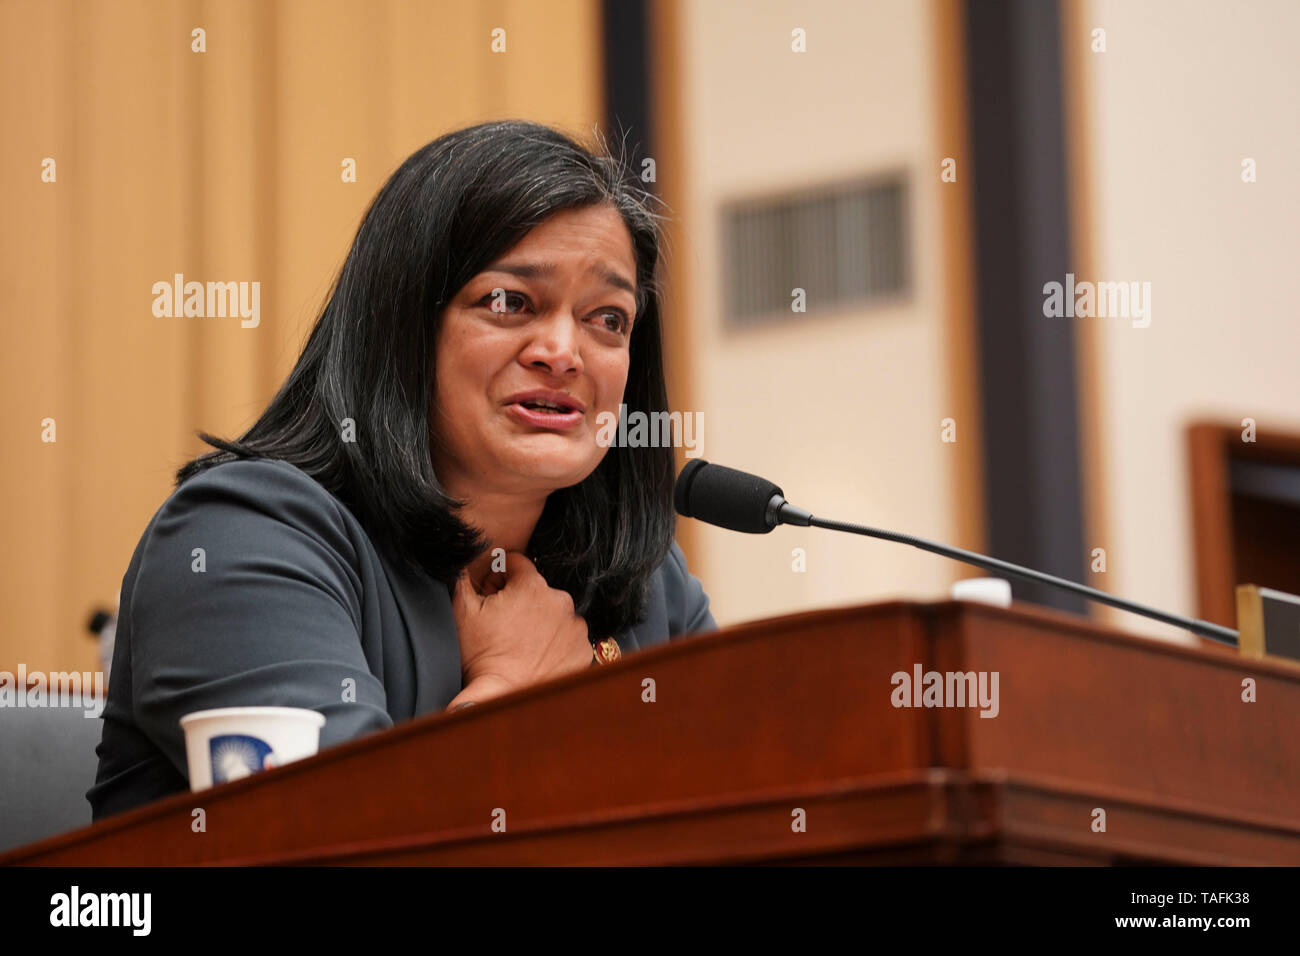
[88, 458, 717, 819]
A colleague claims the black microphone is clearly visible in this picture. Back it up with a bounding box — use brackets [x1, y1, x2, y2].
[674, 459, 1239, 645]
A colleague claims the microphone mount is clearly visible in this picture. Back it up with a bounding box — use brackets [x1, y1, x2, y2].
[682, 461, 1239, 646]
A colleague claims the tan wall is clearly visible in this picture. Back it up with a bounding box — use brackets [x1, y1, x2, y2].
[666, 0, 977, 626]
[0, 0, 602, 671]
[1072, 0, 1300, 640]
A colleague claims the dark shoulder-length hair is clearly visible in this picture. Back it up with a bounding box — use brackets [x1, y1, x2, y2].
[176, 119, 676, 639]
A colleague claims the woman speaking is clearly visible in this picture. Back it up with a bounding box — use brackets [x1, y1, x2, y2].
[88, 120, 716, 819]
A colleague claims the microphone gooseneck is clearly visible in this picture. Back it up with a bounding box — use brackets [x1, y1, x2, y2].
[674, 460, 1239, 646]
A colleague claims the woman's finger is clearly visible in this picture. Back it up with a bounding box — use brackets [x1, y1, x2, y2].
[452, 569, 484, 609]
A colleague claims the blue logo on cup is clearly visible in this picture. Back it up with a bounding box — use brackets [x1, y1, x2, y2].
[209, 734, 276, 783]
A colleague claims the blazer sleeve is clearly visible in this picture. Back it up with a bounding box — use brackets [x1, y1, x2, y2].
[124, 459, 394, 782]
[665, 539, 718, 638]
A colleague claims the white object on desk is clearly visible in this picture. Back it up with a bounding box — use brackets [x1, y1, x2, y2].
[951, 577, 1013, 608]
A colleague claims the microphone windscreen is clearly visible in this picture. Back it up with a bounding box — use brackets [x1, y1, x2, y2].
[674, 460, 784, 534]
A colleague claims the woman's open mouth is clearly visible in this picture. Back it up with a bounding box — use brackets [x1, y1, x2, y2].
[506, 401, 584, 430]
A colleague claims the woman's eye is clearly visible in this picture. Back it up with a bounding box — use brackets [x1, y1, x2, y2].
[593, 310, 630, 334]
[481, 289, 529, 313]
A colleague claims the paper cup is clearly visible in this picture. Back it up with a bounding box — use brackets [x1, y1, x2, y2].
[951, 577, 1013, 608]
[179, 706, 326, 792]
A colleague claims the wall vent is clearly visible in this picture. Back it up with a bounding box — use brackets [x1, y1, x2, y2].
[721, 175, 909, 327]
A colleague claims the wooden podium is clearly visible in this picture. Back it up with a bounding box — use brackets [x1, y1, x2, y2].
[4, 599, 1299, 866]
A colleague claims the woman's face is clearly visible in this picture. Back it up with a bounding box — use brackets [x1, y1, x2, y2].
[431, 203, 640, 498]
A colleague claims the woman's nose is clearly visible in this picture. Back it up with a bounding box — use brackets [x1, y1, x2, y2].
[519, 310, 583, 375]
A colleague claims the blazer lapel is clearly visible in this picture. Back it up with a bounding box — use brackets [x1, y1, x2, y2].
[375, 549, 463, 715]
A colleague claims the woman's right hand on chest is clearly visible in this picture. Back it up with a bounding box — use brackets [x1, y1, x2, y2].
[446, 550, 592, 708]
